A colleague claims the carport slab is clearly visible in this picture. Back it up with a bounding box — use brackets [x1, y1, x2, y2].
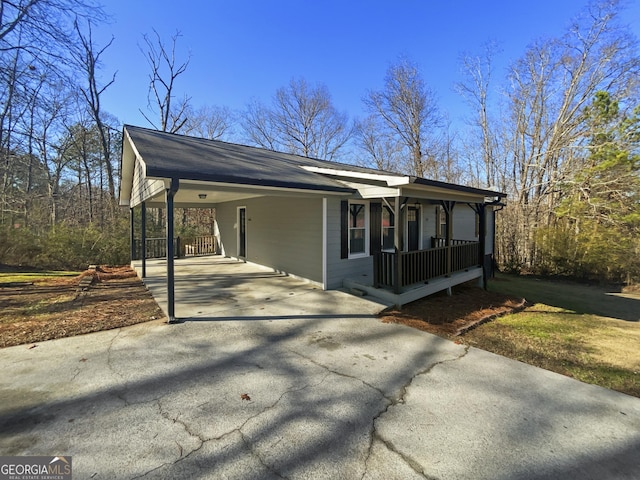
[131, 255, 390, 319]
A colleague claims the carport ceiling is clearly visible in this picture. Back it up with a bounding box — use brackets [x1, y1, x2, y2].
[141, 179, 338, 208]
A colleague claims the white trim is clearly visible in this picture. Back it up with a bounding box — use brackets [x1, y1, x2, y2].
[300, 165, 406, 185]
[387, 177, 411, 186]
[144, 177, 350, 197]
[322, 197, 328, 290]
[347, 199, 370, 259]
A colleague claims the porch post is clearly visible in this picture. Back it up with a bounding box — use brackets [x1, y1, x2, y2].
[129, 207, 135, 261]
[166, 179, 179, 323]
[141, 202, 147, 278]
[393, 199, 402, 294]
[322, 197, 328, 290]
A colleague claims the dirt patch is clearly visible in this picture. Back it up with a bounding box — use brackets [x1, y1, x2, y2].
[380, 284, 526, 338]
[0, 265, 165, 348]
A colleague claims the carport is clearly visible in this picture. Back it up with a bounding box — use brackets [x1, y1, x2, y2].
[120, 125, 355, 322]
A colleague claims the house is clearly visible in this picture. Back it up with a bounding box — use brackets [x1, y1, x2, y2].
[119, 125, 506, 322]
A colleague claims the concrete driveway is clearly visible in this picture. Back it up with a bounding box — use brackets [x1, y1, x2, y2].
[1, 257, 639, 479]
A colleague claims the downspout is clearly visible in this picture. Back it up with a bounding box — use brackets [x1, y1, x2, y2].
[166, 178, 180, 323]
[491, 203, 505, 278]
[477, 203, 487, 289]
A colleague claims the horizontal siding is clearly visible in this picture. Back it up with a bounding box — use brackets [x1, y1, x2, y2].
[131, 158, 165, 206]
[452, 204, 478, 241]
[325, 197, 372, 289]
[422, 204, 438, 246]
[216, 196, 323, 283]
[199, 195, 498, 290]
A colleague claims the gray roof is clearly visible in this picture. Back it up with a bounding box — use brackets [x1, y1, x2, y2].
[124, 125, 356, 194]
[123, 125, 506, 199]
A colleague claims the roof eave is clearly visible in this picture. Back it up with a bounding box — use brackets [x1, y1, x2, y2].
[408, 176, 507, 198]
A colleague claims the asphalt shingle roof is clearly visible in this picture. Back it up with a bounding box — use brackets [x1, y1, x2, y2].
[124, 125, 358, 193]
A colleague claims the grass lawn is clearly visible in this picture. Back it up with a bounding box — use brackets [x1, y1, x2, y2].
[463, 274, 640, 398]
[0, 271, 81, 284]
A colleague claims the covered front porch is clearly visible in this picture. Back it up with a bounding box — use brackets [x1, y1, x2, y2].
[346, 238, 484, 307]
[342, 185, 496, 307]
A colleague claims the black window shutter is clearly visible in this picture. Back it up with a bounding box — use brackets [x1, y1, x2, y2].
[370, 202, 382, 255]
[340, 200, 348, 259]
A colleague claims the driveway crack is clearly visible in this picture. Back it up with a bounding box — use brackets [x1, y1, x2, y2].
[288, 348, 391, 401]
[105, 329, 129, 405]
[240, 430, 289, 479]
[157, 398, 207, 458]
[167, 374, 328, 476]
[362, 345, 470, 480]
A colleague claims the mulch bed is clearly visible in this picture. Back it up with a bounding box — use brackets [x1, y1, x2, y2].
[0, 266, 165, 348]
[380, 284, 526, 338]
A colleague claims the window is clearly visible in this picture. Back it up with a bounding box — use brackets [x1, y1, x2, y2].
[348, 201, 368, 257]
[382, 205, 395, 250]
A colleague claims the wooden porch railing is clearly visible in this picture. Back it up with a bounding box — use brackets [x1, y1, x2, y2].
[182, 235, 217, 256]
[132, 235, 217, 260]
[374, 240, 481, 292]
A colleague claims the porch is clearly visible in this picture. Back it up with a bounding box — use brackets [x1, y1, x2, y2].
[344, 239, 484, 307]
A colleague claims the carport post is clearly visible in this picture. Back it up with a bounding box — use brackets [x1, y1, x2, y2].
[166, 179, 179, 323]
[141, 202, 147, 278]
[129, 207, 135, 261]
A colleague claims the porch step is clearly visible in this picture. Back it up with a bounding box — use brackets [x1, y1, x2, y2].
[349, 287, 367, 297]
[344, 267, 483, 307]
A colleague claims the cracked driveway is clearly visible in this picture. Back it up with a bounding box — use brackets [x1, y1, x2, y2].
[1, 257, 640, 479]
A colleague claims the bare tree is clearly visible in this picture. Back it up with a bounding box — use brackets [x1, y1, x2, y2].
[457, 41, 504, 189]
[477, 0, 640, 271]
[72, 19, 117, 202]
[241, 98, 278, 150]
[139, 29, 191, 133]
[241, 78, 352, 160]
[180, 105, 234, 140]
[363, 57, 443, 178]
[354, 115, 404, 172]
[0, 0, 106, 223]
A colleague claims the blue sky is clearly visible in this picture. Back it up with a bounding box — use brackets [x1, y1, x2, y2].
[93, 0, 640, 134]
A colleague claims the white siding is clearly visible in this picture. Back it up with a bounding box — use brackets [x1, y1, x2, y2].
[452, 204, 478, 241]
[216, 196, 323, 283]
[131, 158, 164, 206]
[420, 204, 437, 249]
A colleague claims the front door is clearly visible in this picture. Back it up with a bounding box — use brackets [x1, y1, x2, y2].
[238, 207, 247, 257]
[407, 206, 420, 251]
